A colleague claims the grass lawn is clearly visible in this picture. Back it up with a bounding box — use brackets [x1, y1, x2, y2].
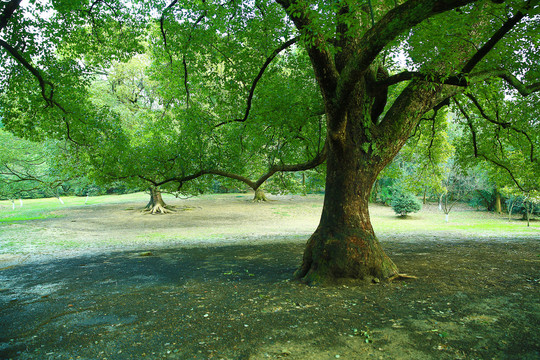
[0, 192, 537, 255]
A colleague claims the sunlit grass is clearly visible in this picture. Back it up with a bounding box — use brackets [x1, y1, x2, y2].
[0, 193, 151, 224]
[370, 204, 539, 235]
[0, 193, 537, 255]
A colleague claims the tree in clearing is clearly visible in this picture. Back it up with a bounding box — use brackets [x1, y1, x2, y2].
[1, 0, 539, 284]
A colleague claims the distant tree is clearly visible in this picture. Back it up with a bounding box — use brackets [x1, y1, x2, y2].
[438, 161, 484, 222]
[391, 191, 422, 217]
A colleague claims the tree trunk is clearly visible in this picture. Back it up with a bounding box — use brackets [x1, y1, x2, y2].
[525, 202, 531, 227]
[494, 189, 502, 215]
[294, 121, 399, 285]
[253, 188, 268, 202]
[145, 187, 174, 214]
[508, 201, 515, 221]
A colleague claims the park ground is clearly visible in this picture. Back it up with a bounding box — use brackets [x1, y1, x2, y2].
[0, 193, 539, 359]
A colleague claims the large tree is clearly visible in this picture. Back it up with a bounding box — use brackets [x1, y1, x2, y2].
[1, 0, 539, 284]
[274, 0, 540, 284]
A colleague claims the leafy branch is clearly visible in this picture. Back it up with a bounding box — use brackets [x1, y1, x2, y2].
[214, 36, 299, 128]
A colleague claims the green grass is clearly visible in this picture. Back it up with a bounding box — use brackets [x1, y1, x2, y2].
[0, 193, 150, 224]
[0, 206, 62, 224]
[0, 193, 538, 256]
[370, 205, 539, 235]
[136, 232, 169, 241]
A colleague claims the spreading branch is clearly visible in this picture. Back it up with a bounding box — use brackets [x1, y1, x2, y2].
[149, 142, 327, 193]
[453, 97, 478, 157]
[377, 67, 540, 98]
[159, 0, 179, 64]
[214, 36, 299, 128]
[464, 93, 535, 161]
[377, 1, 538, 95]
[453, 97, 532, 193]
[0, 39, 57, 108]
[461, 1, 530, 74]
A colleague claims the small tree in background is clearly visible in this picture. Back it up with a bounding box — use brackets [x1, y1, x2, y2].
[391, 191, 422, 217]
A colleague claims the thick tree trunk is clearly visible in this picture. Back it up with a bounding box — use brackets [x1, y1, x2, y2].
[145, 187, 174, 214]
[294, 112, 399, 284]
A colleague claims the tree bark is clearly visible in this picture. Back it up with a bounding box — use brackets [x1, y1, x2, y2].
[145, 187, 174, 214]
[494, 189, 502, 214]
[294, 89, 400, 284]
[253, 188, 268, 202]
[295, 142, 399, 284]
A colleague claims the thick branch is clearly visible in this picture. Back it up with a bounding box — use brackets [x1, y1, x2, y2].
[276, 0, 339, 102]
[461, 2, 529, 73]
[376, 71, 469, 87]
[496, 70, 540, 96]
[0, 0, 20, 31]
[337, 0, 476, 106]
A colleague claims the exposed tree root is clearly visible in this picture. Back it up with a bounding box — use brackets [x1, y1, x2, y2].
[387, 273, 418, 281]
[143, 204, 176, 215]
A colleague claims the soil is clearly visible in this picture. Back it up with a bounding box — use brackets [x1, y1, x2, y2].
[0, 194, 539, 359]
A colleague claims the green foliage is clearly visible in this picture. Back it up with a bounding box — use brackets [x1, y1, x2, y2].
[453, 81, 540, 197]
[0, 129, 69, 199]
[468, 189, 497, 211]
[391, 191, 422, 217]
[1, 0, 538, 206]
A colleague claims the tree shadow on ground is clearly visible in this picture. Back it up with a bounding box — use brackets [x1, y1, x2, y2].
[1, 238, 539, 359]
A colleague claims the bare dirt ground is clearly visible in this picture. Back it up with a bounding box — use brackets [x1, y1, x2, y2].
[0, 194, 539, 359]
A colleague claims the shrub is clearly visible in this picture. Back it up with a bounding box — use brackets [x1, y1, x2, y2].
[391, 192, 422, 216]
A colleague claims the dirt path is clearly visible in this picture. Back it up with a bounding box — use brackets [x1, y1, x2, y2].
[1, 195, 539, 359]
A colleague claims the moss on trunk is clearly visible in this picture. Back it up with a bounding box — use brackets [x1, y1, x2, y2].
[295, 227, 398, 285]
[253, 188, 268, 202]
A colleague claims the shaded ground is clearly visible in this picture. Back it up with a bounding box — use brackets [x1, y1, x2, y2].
[0, 195, 539, 359]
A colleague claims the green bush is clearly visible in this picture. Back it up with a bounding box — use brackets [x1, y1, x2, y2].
[391, 192, 422, 216]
